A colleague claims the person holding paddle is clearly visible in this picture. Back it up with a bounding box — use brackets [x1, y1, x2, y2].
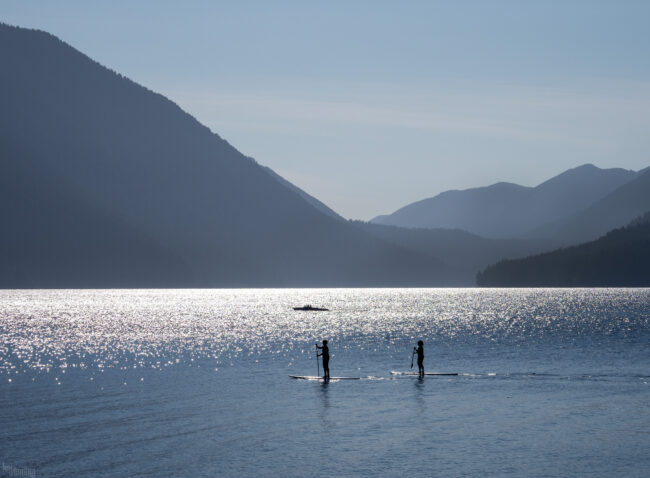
[413, 340, 424, 376]
[316, 340, 330, 380]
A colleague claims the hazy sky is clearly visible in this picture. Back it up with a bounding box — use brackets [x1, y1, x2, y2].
[2, 1, 650, 219]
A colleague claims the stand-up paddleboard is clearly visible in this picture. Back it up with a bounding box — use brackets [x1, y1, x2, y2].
[390, 371, 458, 376]
[289, 375, 361, 380]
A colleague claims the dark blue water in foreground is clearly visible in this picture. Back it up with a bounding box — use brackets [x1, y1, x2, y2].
[1, 289, 648, 477]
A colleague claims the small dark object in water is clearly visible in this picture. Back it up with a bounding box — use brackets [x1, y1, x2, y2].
[293, 305, 329, 311]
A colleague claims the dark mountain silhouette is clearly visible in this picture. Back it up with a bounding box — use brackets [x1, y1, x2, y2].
[353, 221, 558, 284]
[0, 150, 192, 288]
[527, 167, 650, 244]
[0, 23, 456, 287]
[477, 212, 650, 286]
[371, 164, 638, 238]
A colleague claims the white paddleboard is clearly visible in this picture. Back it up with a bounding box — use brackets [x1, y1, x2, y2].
[390, 371, 458, 376]
[289, 375, 361, 380]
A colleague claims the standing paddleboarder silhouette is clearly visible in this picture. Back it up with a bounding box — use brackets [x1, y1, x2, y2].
[414, 340, 424, 376]
[315, 340, 330, 380]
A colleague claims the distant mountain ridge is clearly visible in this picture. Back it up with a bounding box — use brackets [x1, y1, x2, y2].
[0, 23, 453, 287]
[372, 164, 639, 239]
[477, 211, 650, 286]
[352, 221, 559, 284]
[528, 167, 650, 244]
[3, 22, 645, 287]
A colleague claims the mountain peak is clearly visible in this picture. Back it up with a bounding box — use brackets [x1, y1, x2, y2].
[371, 164, 639, 238]
[0, 22, 454, 287]
[535, 163, 635, 190]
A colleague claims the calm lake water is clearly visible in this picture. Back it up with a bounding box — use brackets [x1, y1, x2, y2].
[1, 288, 648, 477]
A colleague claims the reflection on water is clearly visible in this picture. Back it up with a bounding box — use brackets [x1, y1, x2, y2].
[1, 288, 648, 377]
[0, 289, 648, 477]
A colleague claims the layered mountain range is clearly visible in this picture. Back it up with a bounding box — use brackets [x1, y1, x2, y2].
[2, 23, 647, 287]
[477, 212, 650, 286]
[372, 164, 647, 240]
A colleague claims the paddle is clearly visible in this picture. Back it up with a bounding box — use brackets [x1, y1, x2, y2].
[410, 349, 415, 369]
[315, 345, 320, 377]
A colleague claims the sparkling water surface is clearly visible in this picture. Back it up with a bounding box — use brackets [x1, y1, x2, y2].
[1, 288, 648, 477]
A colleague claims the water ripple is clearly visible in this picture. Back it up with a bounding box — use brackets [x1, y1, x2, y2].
[1, 288, 648, 376]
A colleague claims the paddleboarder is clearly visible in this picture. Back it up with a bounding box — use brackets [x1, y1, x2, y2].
[316, 340, 330, 380]
[414, 340, 424, 376]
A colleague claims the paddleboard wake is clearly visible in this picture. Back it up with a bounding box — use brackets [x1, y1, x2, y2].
[390, 371, 458, 376]
[289, 375, 361, 380]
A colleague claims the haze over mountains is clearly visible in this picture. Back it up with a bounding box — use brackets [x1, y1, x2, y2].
[372, 164, 641, 239]
[0, 23, 452, 287]
[528, 167, 650, 245]
[352, 222, 558, 284]
[362, 165, 650, 283]
[478, 212, 650, 287]
[1, 23, 647, 288]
